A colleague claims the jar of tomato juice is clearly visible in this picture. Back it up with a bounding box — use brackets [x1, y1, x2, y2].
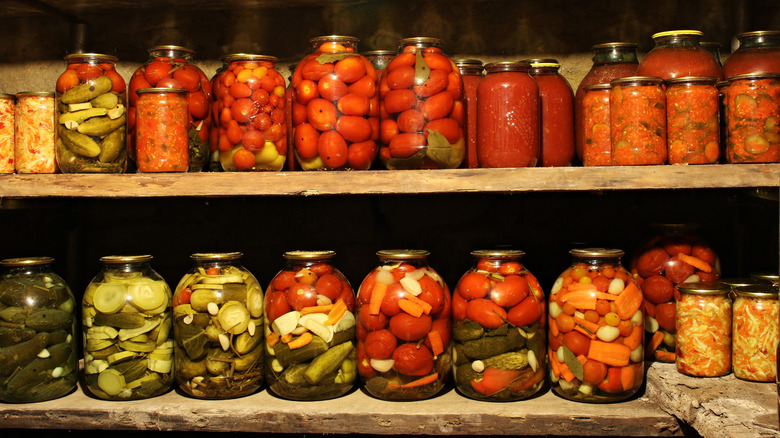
[636, 30, 723, 80]
[454, 58, 483, 169]
[723, 31, 780, 77]
[524, 59, 574, 167]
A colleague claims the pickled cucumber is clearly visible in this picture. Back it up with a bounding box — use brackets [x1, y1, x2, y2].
[304, 341, 353, 385]
[97, 368, 126, 396]
[59, 127, 101, 157]
[99, 127, 125, 163]
[93, 312, 145, 329]
[217, 301, 250, 334]
[234, 343, 263, 371]
[5, 342, 73, 392]
[460, 329, 523, 360]
[77, 114, 126, 137]
[482, 350, 529, 371]
[0, 306, 27, 324]
[0, 332, 49, 376]
[60, 76, 113, 104]
[90, 92, 119, 109]
[234, 330, 262, 355]
[453, 320, 485, 342]
[58, 108, 107, 125]
[25, 309, 73, 331]
[0, 327, 35, 347]
[128, 281, 166, 312]
[274, 336, 329, 367]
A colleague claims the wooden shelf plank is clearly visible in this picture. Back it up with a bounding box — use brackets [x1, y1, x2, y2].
[0, 164, 778, 198]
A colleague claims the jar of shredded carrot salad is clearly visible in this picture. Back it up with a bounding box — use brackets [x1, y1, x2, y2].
[0, 94, 14, 173]
[14, 92, 56, 173]
[675, 282, 732, 377]
[732, 284, 779, 382]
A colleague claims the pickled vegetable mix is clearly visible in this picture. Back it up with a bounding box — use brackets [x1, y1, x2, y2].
[675, 282, 732, 377]
[732, 285, 778, 382]
[581, 84, 611, 166]
[724, 73, 780, 163]
[0, 94, 14, 173]
[610, 77, 667, 165]
[135, 88, 189, 172]
[665, 77, 720, 164]
[15, 92, 56, 173]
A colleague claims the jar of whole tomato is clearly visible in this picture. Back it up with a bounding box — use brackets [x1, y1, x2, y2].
[173, 252, 264, 399]
[264, 251, 355, 400]
[665, 76, 720, 164]
[207, 57, 228, 172]
[610, 76, 667, 165]
[15, 92, 56, 173]
[363, 50, 395, 80]
[285, 63, 299, 171]
[0, 94, 14, 173]
[291, 36, 378, 170]
[55, 53, 127, 173]
[82, 255, 173, 400]
[0, 257, 77, 403]
[731, 284, 778, 382]
[213, 54, 287, 172]
[723, 73, 780, 163]
[524, 59, 574, 167]
[575, 42, 639, 161]
[356, 250, 450, 400]
[452, 250, 546, 401]
[477, 61, 540, 168]
[581, 84, 612, 166]
[454, 59, 483, 169]
[379, 37, 465, 169]
[135, 88, 189, 172]
[630, 224, 720, 363]
[128, 46, 212, 172]
[636, 30, 723, 81]
[549, 248, 644, 403]
[675, 282, 732, 377]
[723, 31, 780, 77]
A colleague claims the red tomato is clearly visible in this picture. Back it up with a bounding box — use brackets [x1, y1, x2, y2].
[357, 342, 376, 378]
[417, 275, 445, 316]
[357, 271, 377, 304]
[76, 64, 104, 82]
[174, 65, 202, 92]
[335, 116, 372, 143]
[691, 245, 716, 265]
[498, 262, 523, 276]
[241, 129, 265, 152]
[591, 275, 611, 293]
[56, 69, 80, 93]
[144, 60, 172, 86]
[392, 343, 434, 376]
[452, 289, 468, 321]
[655, 302, 676, 332]
[104, 70, 126, 94]
[315, 273, 343, 301]
[663, 238, 692, 257]
[186, 91, 209, 120]
[318, 75, 348, 101]
[338, 286, 355, 311]
[287, 283, 317, 310]
[642, 275, 675, 304]
[347, 75, 377, 98]
[337, 93, 370, 116]
[471, 368, 522, 395]
[233, 149, 255, 170]
[562, 331, 591, 356]
[664, 256, 696, 283]
[490, 274, 529, 308]
[380, 119, 399, 144]
[318, 130, 349, 168]
[364, 329, 397, 360]
[294, 123, 320, 160]
[347, 140, 377, 169]
[420, 91, 454, 121]
[301, 59, 334, 81]
[383, 89, 417, 113]
[230, 82, 252, 99]
[597, 367, 624, 393]
[422, 52, 452, 72]
[386, 53, 415, 71]
[507, 294, 543, 327]
[385, 65, 415, 90]
[389, 313, 432, 341]
[359, 304, 388, 331]
[380, 283, 407, 317]
[466, 298, 507, 329]
[477, 259, 500, 273]
[635, 247, 670, 278]
[173, 287, 193, 307]
[456, 272, 491, 300]
[334, 56, 367, 83]
[295, 79, 319, 105]
[265, 291, 291, 323]
[230, 98, 257, 124]
[128, 74, 152, 106]
[582, 359, 609, 385]
[413, 69, 448, 97]
[307, 98, 338, 131]
[397, 109, 426, 133]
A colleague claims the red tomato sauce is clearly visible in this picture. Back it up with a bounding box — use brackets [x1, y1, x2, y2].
[636, 31, 723, 81]
[610, 77, 667, 165]
[135, 89, 189, 172]
[723, 31, 780, 77]
[527, 60, 574, 167]
[665, 77, 720, 164]
[455, 59, 483, 169]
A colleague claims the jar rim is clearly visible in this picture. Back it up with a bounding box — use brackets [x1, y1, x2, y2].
[310, 35, 359, 44]
[64, 53, 118, 63]
[100, 255, 153, 263]
[453, 58, 483, 66]
[484, 61, 530, 72]
[190, 252, 243, 261]
[0, 256, 54, 266]
[0, 93, 15, 100]
[749, 272, 779, 283]
[720, 277, 766, 289]
[611, 76, 664, 86]
[664, 76, 719, 85]
[396, 37, 445, 48]
[135, 87, 188, 95]
[727, 72, 780, 82]
[733, 284, 778, 298]
[362, 50, 395, 56]
[520, 58, 559, 68]
[569, 248, 625, 258]
[16, 91, 55, 98]
[148, 45, 194, 55]
[376, 249, 430, 259]
[736, 30, 780, 39]
[283, 250, 336, 260]
[591, 42, 638, 50]
[652, 30, 703, 39]
[583, 83, 612, 91]
[471, 249, 526, 258]
[676, 281, 730, 295]
[223, 53, 278, 63]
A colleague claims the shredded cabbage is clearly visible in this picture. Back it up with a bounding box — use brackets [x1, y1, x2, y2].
[676, 293, 731, 376]
[733, 296, 779, 381]
[14, 95, 56, 173]
[0, 98, 14, 173]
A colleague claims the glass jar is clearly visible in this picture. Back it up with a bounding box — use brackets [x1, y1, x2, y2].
[82, 255, 173, 400]
[264, 251, 356, 400]
[135, 88, 189, 172]
[750, 273, 780, 286]
[701, 42, 723, 66]
[732, 284, 778, 382]
[363, 50, 395, 80]
[610, 77, 667, 165]
[452, 250, 546, 401]
[476, 62, 540, 168]
[379, 37, 465, 169]
[15, 92, 56, 174]
[454, 59, 483, 169]
[128, 46, 212, 172]
[208, 57, 228, 172]
[291, 36, 378, 170]
[548, 248, 644, 403]
[214, 54, 287, 172]
[55, 53, 126, 173]
[356, 250, 451, 400]
[0, 257, 77, 403]
[665, 76, 721, 164]
[675, 282, 732, 377]
[0, 94, 14, 173]
[285, 63, 299, 171]
[524, 59, 575, 167]
[723, 73, 780, 163]
[630, 224, 720, 362]
[581, 84, 612, 166]
[636, 30, 723, 80]
[575, 42, 639, 161]
[172, 252, 264, 399]
[723, 31, 780, 77]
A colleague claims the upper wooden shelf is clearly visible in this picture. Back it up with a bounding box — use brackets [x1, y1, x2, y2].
[0, 164, 778, 199]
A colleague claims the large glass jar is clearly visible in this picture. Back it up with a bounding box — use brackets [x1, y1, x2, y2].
[173, 252, 264, 399]
[82, 255, 173, 400]
[135, 88, 189, 172]
[524, 59, 574, 167]
[452, 250, 546, 401]
[665, 77, 721, 164]
[55, 53, 126, 173]
[0, 94, 14, 173]
[0, 257, 77, 403]
[581, 84, 612, 166]
[213, 54, 287, 171]
[636, 30, 723, 80]
[630, 224, 720, 363]
[723, 31, 780, 77]
[291, 36, 378, 170]
[548, 248, 644, 403]
[723, 73, 780, 163]
[731, 284, 778, 382]
[379, 37, 465, 169]
[476, 61, 540, 168]
[575, 42, 639, 161]
[264, 251, 356, 400]
[15, 92, 56, 174]
[363, 50, 395, 80]
[675, 282, 732, 377]
[610, 76, 667, 165]
[128, 46, 212, 172]
[356, 250, 451, 400]
[454, 59, 483, 169]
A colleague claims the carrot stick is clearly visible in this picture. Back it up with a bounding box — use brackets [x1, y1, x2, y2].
[623, 325, 643, 351]
[677, 252, 712, 273]
[575, 325, 597, 339]
[560, 290, 597, 310]
[587, 340, 631, 367]
[266, 332, 280, 348]
[576, 354, 588, 367]
[620, 365, 635, 391]
[280, 333, 293, 344]
[573, 316, 600, 334]
[559, 361, 576, 382]
[369, 282, 388, 315]
[549, 348, 561, 378]
[398, 298, 425, 317]
[654, 350, 676, 362]
[645, 330, 665, 357]
[614, 282, 643, 319]
[595, 292, 617, 301]
[287, 332, 313, 350]
[567, 283, 598, 292]
[388, 372, 439, 388]
[427, 331, 444, 356]
[324, 299, 348, 325]
[550, 317, 560, 337]
[300, 304, 335, 316]
[404, 294, 432, 314]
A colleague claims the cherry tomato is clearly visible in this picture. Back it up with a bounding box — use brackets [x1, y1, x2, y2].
[582, 359, 608, 385]
[287, 283, 317, 310]
[226, 120, 243, 144]
[591, 275, 611, 293]
[642, 274, 675, 304]
[173, 287, 193, 307]
[466, 298, 507, 329]
[347, 140, 377, 169]
[56, 69, 80, 93]
[477, 259, 500, 273]
[187, 91, 209, 120]
[295, 79, 319, 105]
[380, 283, 408, 317]
[655, 302, 676, 332]
[664, 256, 696, 283]
[392, 343, 434, 376]
[507, 294, 543, 327]
[456, 272, 491, 300]
[271, 270, 297, 291]
[635, 247, 670, 278]
[318, 130, 349, 168]
[232, 149, 255, 170]
[389, 312, 432, 341]
[562, 330, 591, 356]
[490, 274, 529, 308]
[359, 304, 388, 331]
[265, 291, 291, 323]
[364, 329, 397, 360]
[357, 342, 376, 378]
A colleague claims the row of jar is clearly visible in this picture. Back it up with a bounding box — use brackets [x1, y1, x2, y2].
[1, 246, 776, 405]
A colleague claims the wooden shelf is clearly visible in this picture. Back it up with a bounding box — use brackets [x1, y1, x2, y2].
[1, 164, 778, 199]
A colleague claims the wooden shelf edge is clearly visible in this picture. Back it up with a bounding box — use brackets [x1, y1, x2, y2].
[0, 164, 778, 198]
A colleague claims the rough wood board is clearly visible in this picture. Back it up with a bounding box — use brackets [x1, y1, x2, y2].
[646, 362, 779, 438]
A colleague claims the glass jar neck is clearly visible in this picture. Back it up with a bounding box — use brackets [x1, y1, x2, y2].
[653, 34, 702, 49]
[397, 37, 444, 53]
[593, 46, 639, 64]
[150, 48, 193, 61]
[3, 262, 53, 276]
[737, 33, 780, 49]
[310, 36, 359, 53]
[377, 250, 429, 267]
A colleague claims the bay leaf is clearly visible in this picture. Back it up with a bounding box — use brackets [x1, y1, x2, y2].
[425, 129, 453, 168]
[561, 345, 584, 381]
[315, 52, 358, 65]
[414, 50, 430, 85]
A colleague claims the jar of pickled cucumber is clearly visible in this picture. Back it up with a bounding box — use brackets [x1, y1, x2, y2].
[452, 250, 546, 401]
[82, 255, 173, 400]
[264, 251, 356, 400]
[0, 257, 77, 403]
[173, 252, 264, 399]
[356, 250, 451, 400]
[549, 248, 644, 402]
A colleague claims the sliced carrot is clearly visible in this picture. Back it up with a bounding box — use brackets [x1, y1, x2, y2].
[595, 292, 617, 301]
[677, 252, 712, 273]
[620, 365, 635, 391]
[549, 348, 561, 378]
[614, 281, 642, 319]
[287, 332, 313, 349]
[645, 330, 665, 357]
[266, 332, 280, 348]
[427, 331, 444, 356]
[388, 372, 439, 388]
[398, 298, 425, 317]
[576, 354, 588, 367]
[550, 317, 560, 337]
[369, 282, 388, 315]
[622, 325, 643, 351]
[587, 340, 631, 367]
[300, 303, 335, 315]
[567, 282, 598, 292]
[324, 299, 348, 325]
[280, 333, 293, 344]
[654, 350, 676, 362]
[575, 325, 597, 340]
[559, 361, 576, 382]
[560, 290, 597, 310]
[573, 316, 600, 334]
[405, 293, 432, 314]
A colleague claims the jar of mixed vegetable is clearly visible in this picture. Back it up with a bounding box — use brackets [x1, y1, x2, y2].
[524, 59, 575, 167]
[665, 76, 721, 164]
[581, 84, 612, 166]
[173, 252, 264, 399]
[264, 251, 356, 400]
[0, 257, 77, 403]
[723, 73, 780, 163]
[0, 94, 14, 173]
[610, 77, 667, 165]
[548, 248, 644, 403]
[731, 284, 778, 382]
[675, 282, 732, 377]
[15, 92, 56, 173]
[82, 255, 173, 400]
[454, 58, 483, 169]
[356, 250, 451, 400]
[723, 31, 780, 77]
[135, 88, 190, 172]
[452, 250, 546, 401]
[636, 30, 723, 80]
